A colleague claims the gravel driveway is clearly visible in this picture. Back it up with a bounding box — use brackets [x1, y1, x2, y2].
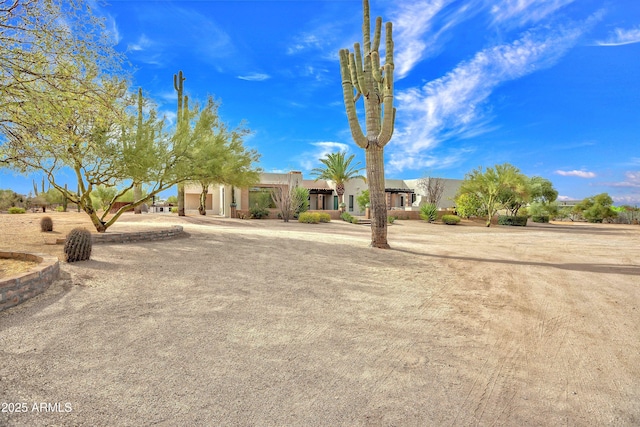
[1, 215, 639, 426]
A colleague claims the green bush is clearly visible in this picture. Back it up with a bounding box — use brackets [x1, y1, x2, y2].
[340, 212, 354, 222]
[454, 192, 484, 218]
[249, 205, 269, 219]
[419, 203, 437, 222]
[8, 207, 26, 214]
[531, 215, 549, 223]
[497, 215, 528, 226]
[298, 212, 320, 223]
[350, 216, 359, 224]
[387, 215, 396, 224]
[171, 207, 178, 213]
[317, 213, 331, 223]
[55, 206, 65, 212]
[442, 214, 461, 225]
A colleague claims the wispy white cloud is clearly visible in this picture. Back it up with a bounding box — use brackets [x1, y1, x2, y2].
[387, 149, 472, 174]
[287, 33, 324, 55]
[297, 141, 350, 171]
[596, 26, 640, 46]
[390, 0, 455, 79]
[127, 34, 152, 52]
[286, 21, 350, 61]
[490, 0, 576, 27]
[120, 4, 236, 69]
[388, 20, 589, 173]
[160, 111, 177, 127]
[603, 171, 640, 187]
[104, 13, 121, 45]
[612, 194, 640, 205]
[555, 170, 596, 178]
[237, 73, 271, 82]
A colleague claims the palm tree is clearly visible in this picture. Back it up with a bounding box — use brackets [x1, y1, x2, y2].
[311, 152, 365, 211]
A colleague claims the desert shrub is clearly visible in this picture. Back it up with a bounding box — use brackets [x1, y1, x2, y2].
[531, 215, 549, 223]
[171, 207, 178, 213]
[64, 227, 92, 263]
[350, 216, 359, 224]
[497, 215, 528, 226]
[356, 190, 370, 212]
[387, 215, 396, 224]
[340, 212, 354, 222]
[442, 214, 461, 225]
[55, 206, 65, 212]
[419, 203, 437, 222]
[249, 190, 272, 219]
[249, 205, 269, 219]
[293, 187, 310, 218]
[454, 192, 484, 219]
[8, 207, 26, 214]
[40, 216, 53, 232]
[317, 213, 331, 223]
[298, 212, 320, 223]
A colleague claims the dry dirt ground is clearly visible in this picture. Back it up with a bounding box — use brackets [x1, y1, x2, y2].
[0, 211, 639, 426]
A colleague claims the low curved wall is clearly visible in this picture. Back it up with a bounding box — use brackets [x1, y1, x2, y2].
[91, 225, 185, 244]
[0, 252, 60, 312]
[55, 225, 185, 245]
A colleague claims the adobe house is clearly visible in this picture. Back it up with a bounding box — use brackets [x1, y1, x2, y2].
[183, 172, 462, 218]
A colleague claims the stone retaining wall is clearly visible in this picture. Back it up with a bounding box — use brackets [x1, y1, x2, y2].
[55, 225, 185, 245]
[0, 252, 60, 312]
[91, 225, 185, 244]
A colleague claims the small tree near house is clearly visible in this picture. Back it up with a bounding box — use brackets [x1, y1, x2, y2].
[418, 177, 445, 207]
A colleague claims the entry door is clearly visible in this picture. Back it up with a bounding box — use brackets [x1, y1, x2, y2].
[333, 196, 338, 210]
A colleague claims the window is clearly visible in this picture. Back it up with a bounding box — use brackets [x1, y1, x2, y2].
[349, 195, 354, 211]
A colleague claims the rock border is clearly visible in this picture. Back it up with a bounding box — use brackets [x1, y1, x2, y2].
[55, 225, 185, 245]
[0, 252, 60, 312]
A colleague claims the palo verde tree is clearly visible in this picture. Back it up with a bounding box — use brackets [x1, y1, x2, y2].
[1, 73, 201, 232]
[186, 97, 260, 215]
[456, 163, 524, 227]
[1, 0, 125, 139]
[339, 0, 395, 248]
[311, 152, 364, 212]
[573, 193, 617, 223]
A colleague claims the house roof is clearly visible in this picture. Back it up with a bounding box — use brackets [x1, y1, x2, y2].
[302, 180, 333, 194]
[384, 179, 415, 193]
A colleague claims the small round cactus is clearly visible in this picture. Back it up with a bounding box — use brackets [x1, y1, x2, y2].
[64, 227, 93, 263]
[40, 216, 53, 232]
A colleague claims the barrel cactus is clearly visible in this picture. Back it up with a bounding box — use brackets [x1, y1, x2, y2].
[64, 227, 93, 263]
[40, 216, 53, 232]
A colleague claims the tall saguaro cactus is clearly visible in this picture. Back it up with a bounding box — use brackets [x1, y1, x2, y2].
[174, 70, 187, 216]
[339, 0, 395, 249]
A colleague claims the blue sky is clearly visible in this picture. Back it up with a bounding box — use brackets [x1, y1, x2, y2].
[2, 0, 640, 204]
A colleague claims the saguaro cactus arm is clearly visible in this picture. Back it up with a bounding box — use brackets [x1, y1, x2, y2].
[339, 49, 368, 149]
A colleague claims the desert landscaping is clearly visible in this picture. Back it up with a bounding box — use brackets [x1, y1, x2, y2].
[0, 212, 638, 425]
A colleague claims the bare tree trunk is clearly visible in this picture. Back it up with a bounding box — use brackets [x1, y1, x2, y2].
[133, 183, 142, 214]
[178, 183, 185, 216]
